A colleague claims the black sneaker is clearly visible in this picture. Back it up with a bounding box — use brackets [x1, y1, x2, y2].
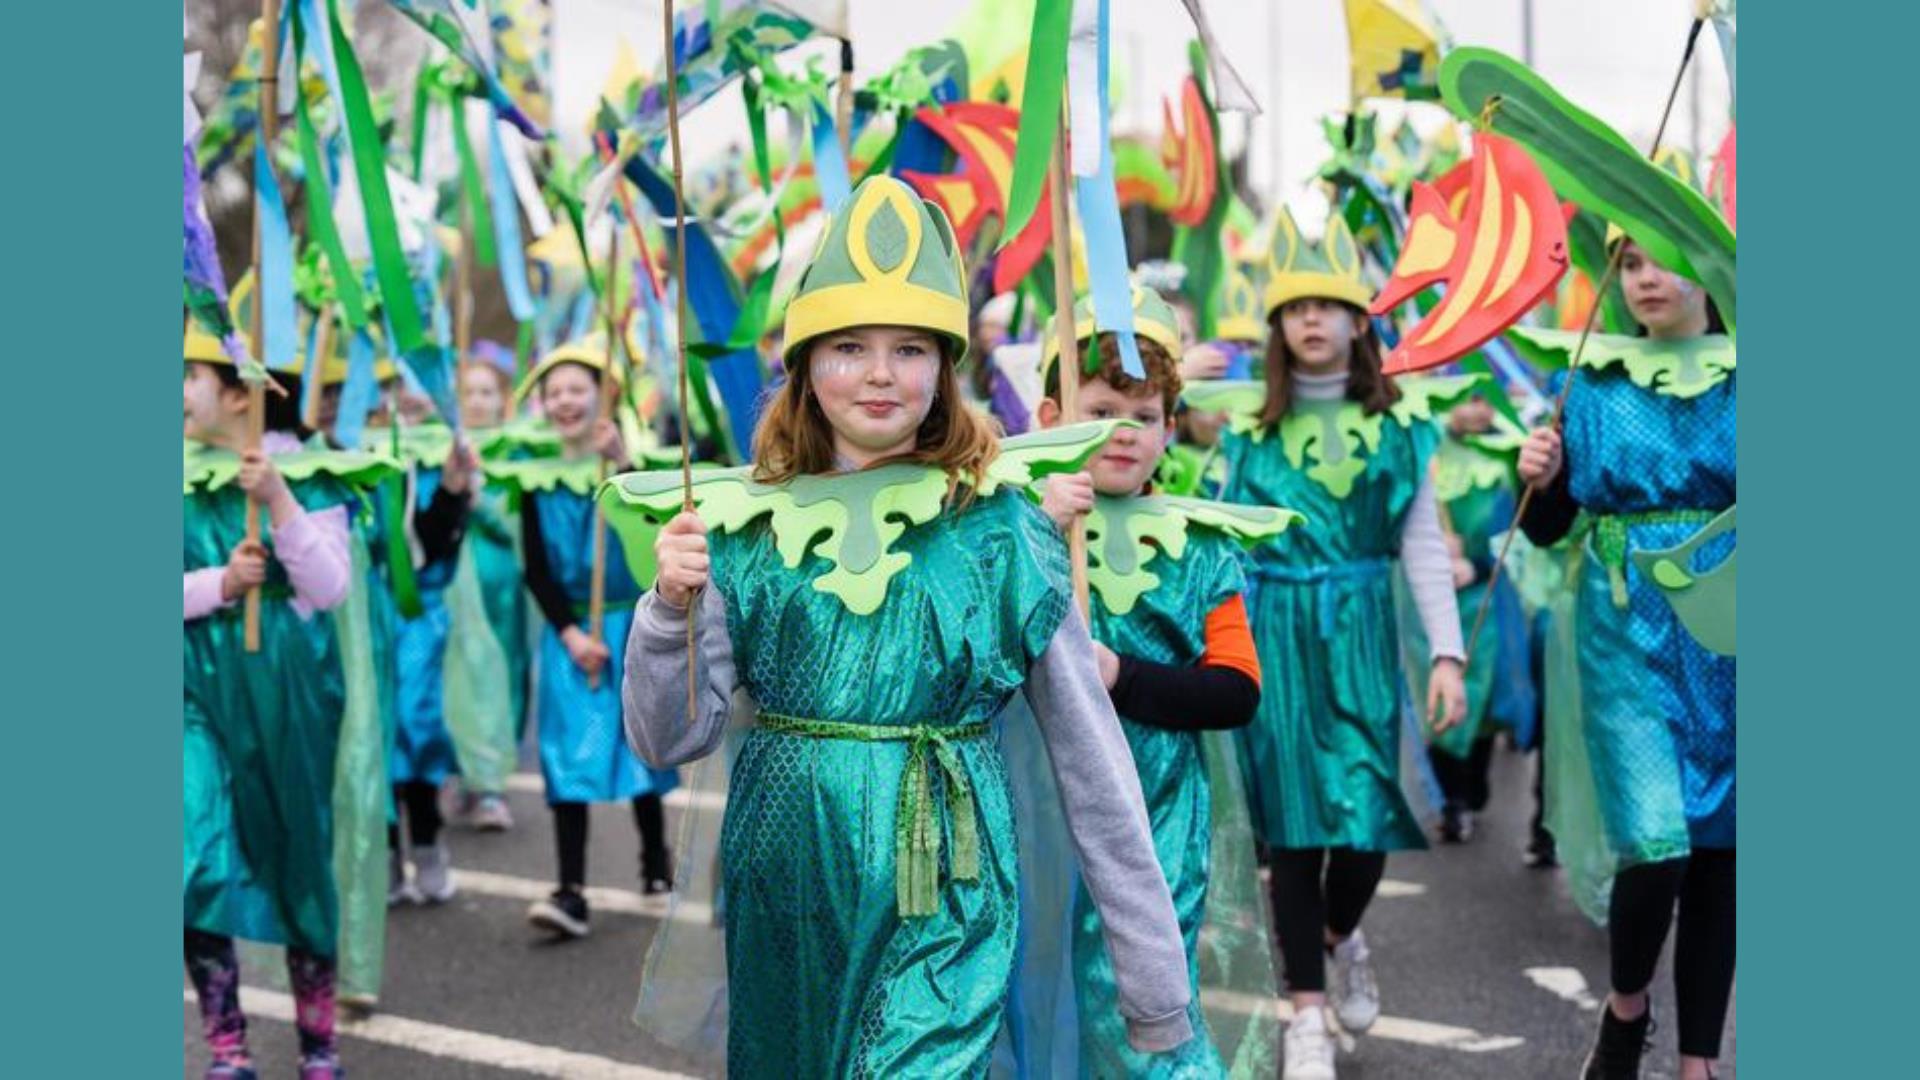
[1525, 828, 1559, 868]
[643, 876, 673, 896]
[1438, 803, 1475, 844]
[1580, 1004, 1653, 1079]
[527, 888, 591, 938]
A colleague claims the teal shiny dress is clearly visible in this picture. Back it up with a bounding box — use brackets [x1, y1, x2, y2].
[1559, 362, 1735, 864]
[531, 487, 678, 803]
[1072, 530, 1245, 1078]
[709, 489, 1069, 1078]
[184, 470, 353, 955]
[1222, 400, 1434, 852]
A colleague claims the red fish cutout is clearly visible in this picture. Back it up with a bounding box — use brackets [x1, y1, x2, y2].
[899, 102, 1057, 295]
[1160, 76, 1218, 227]
[1371, 132, 1570, 375]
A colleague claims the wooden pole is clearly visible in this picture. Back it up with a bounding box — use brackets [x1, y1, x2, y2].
[665, 0, 699, 713]
[244, 0, 282, 653]
[585, 226, 620, 690]
[1463, 19, 1707, 663]
[303, 306, 335, 434]
[836, 37, 855, 159]
[1046, 109, 1090, 618]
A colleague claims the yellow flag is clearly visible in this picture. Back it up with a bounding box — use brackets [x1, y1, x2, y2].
[1343, 0, 1447, 103]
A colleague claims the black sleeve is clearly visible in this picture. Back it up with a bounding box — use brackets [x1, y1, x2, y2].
[414, 480, 470, 566]
[1519, 465, 1580, 547]
[519, 491, 578, 633]
[1109, 655, 1261, 733]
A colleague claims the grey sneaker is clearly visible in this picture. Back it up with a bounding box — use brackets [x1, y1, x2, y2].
[1328, 930, 1380, 1034]
[469, 795, 514, 832]
[1283, 1005, 1337, 1079]
[411, 844, 457, 903]
[386, 849, 421, 907]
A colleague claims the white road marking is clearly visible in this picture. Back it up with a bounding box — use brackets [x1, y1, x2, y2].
[1201, 989, 1525, 1053]
[1376, 878, 1427, 898]
[503, 774, 724, 812]
[1525, 966, 1602, 1011]
[453, 867, 714, 925]
[183, 987, 696, 1079]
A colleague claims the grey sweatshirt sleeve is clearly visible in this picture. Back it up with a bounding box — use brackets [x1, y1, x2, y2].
[622, 588, 737, 767]
[1399, 470, 1467, 662]
[1024, 604, 1195, 1053]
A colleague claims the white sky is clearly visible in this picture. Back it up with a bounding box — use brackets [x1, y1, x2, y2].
[546, 0, 1731, 219]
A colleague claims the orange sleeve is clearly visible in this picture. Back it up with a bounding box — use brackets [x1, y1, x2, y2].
[1200, 594, 1262, 688]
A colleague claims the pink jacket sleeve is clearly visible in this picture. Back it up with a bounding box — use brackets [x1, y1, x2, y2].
[183, 568, 231, 622]
[274, 504, 353, 616]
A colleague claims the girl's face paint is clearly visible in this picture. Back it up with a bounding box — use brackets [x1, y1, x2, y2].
[1620, 241, 1711, 339]
[807, 326, 942, 468]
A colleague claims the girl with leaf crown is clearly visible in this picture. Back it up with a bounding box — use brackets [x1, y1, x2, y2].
[507, 335, 679, 940]
[1516, 178, 1736, 1077]
[619, 175, 1194, 1077]
[182, 291, 389, 1080]
[1186, 205, 1469, 1079]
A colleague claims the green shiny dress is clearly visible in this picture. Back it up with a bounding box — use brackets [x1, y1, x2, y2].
[183, 469, 355, 955]
[708, 488, 1069, 1078]
[1223, 399, 1437, 852]
[1073, 527, 1245, 1078]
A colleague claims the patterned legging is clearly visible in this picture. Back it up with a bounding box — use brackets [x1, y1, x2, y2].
[184, 928, 337, 1065]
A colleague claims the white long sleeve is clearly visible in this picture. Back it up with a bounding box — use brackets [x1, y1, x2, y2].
[1398, 471, 1466, 662]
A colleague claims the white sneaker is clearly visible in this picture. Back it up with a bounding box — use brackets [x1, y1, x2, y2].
[1327, 931, 1380, 1034]
[1284, 1005, 1337, 1079]
[469, 795, 514, 832]
[411, 843, 458, 903]
[387, 849, 422, 907]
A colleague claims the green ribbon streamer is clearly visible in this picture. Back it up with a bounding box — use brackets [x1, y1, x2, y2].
[409, 60, 433, 181]
[329, 0, 427, 353]
[1175, 41, 1229, 340]
[1590, 509, 1717, 610]
[757, 712, 988, 918]
[449, 102, 498, 269]
[381, 447, 424, 619]
[291, 52, 369, 330]
[1001, 0, 1072, 249]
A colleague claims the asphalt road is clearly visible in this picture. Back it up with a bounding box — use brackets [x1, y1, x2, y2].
[186, 741, 1731, 1078]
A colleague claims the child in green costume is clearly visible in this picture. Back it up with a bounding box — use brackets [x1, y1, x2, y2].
[624, 176, 1194, 1077]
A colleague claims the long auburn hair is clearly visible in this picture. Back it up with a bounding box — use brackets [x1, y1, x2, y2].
[751, 337, 1002, 508]
[1259, 301, 1401, 426]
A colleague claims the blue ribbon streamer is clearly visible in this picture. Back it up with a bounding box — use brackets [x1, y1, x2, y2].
[810, 101, 852, 213]
[255, 140, 299, 375]
[487, 120, 537, 322]
[1073, 0, 1144, 379]
[625, 152, 766, 461]
[335, 327, 379, 449]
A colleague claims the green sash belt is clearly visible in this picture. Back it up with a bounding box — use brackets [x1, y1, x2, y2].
[757, 711, 991, 918]
[1589, 509, 1718, 609]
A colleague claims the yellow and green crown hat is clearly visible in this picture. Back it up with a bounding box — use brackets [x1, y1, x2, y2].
[514, 330, 635, 405]
[1216, 264, 1267, 342]
[1040, 284, 1185, 383]
[183, 273, 306, 376]
[1605, 148, 1707, 249]
[782, 175, 970, 367]
[1263, 204, 1372, 314]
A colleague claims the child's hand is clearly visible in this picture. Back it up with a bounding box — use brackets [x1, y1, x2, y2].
[221, 539, 269, 601]
[236, 449, 292, 508]
[1092, 642, 1121, 691]
[561, 625, 612, 678]
[1427, 657, 1467, 733]
[1451, 556, 1476, 590]
[1517, 427, 1563, 491]
[654, 511, 711, 610]
[1040, 471, 1095, 533]
[1180, 343, 1232, 382]
[594, 418, 627, 466]
[440, 439, 480, 496]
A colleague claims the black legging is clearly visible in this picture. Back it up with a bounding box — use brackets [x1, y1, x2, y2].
[1608, 849, 1736, 1059]
[1267, 847, 1388, 993]
[1428, 735, 1496, 811]
[386, 781, 444, 849]
[552, 794, 671, 889]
